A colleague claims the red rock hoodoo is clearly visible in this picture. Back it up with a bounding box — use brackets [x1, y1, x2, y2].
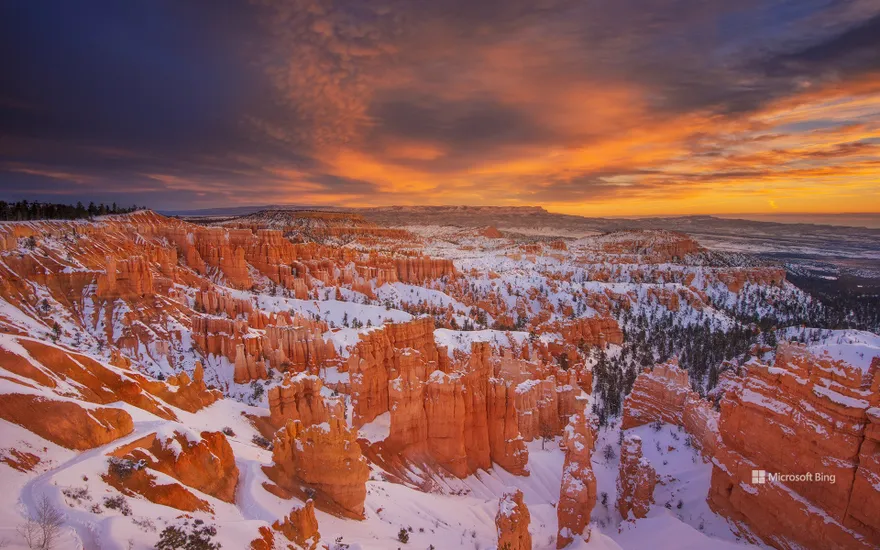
[496, 488, 531, 550]
[556, 410, 597, 548]
[266, 417, 370, 519]
[617, 434, 657, 520]
[273, 499, 320, 549]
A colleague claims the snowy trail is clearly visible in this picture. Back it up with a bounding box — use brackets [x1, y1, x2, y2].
[18, 419, 169, 549]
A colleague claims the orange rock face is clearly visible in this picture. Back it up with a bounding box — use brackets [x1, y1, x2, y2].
[707, 343, 880, 550]
[461, 342, 493, 473]
[267, 373, 335, 428]
[480, 226, 504, 239]
[265, 417, 370, 519]
[488, 379, 529, 476]
[496, 488, 531, 550]
[249, 526, 275, 550]
[424, 370, 469, 477]
[386, 349, 429, 455]
[538, 317, 623, 349]
[152, 361, 222, 413]
[621, 359, 720, 456]
[348, 317, 439, 427]
[617, 434, 657, 520]
[597, 230, 702, 262]
[273, 499, 320, 549]
[109, 429, 239, 503]
[556, 410, 597, 548]
[103, 461, 212, 513]
[716, 267, 785, 293]
[0, 394, 133, 450]
[96, 255, 155, 299]
[621, 359, 691, 428]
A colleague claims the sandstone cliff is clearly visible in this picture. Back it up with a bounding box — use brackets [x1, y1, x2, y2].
[707, 343, 880, 549]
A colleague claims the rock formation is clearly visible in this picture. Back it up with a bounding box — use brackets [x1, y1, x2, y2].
[265, 417, 370, 519]
[267, 373, 337, 428]
[622, 359, 720, 456]
[348, 317, 439, 427]
[273, 499, 320, 549]
[108, 428, 239, 503]
[0, 394, 133, 450]
[707, 343, 880, 549]
[386, 349, 429, 455]
[249, 527, 275, 550]
[617, 434, 657, 520]
[488, 379, 529, 476]
[424, 370, 470, 477]
[96, 255, 155, 299]
[538, 317, 623, 349]
[496, 488, 531, 550]
[556, 411, 597, 548]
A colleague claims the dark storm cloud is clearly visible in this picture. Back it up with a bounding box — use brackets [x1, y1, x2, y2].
[762, 12, 880, 78]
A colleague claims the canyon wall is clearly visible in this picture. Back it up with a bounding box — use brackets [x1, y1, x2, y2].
[707, 345, 880, 550]
[622, 347, 880, 549]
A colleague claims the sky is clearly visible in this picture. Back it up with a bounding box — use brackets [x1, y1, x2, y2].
[1, 0, 879, 216]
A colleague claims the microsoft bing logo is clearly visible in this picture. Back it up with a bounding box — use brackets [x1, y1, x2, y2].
[751, 470, 766, 484]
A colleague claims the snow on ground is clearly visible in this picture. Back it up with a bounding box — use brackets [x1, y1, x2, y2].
[435, 328, 529, 356]
[359, 412, 391, 444]
[229, 287, 414, 328]
[786, 329, 880, 373]
[0, 391, 761, 550]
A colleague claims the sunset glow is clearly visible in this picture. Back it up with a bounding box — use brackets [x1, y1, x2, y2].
[1, 1, 879, 215]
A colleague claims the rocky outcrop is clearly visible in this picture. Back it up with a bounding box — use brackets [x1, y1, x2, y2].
[488, 379, 529, 476]
[267, 373, 334, 428]
[153, 361, 222, 413]
[708, 343, 880, 550]
[348, 318, 439, 427]
[96, 255, 155, 299]
[265, 418, 370, 519]
[622, 359, 691, 428]
[622, 359, 720, 456]
[462, 342, 493, 473]
[264, 319, 337, 371]
[249, 527, 275, 550]
[716, 267, 785, 293]
[0, 394, 133, 450]
[424, 370, 469, 477]
[557, 411, 597, 548]
[480, 226, 503, 239]
[597, 230, 702, 262]
[393, 256, 456, 284]
[273, 499, 320, 549]
[617, 434, 657, 520]
[195, 288, 253, 317]
[537, 317, 623, 349]
[850, 406, 880, 543]
[109, 429, 239, 503]
[496, 488, 531, 550]
[103, 461, 212, 513]
[386, 350, 429, 455]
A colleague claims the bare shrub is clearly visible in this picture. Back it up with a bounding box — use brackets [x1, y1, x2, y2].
[18, 495, 64, 549]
